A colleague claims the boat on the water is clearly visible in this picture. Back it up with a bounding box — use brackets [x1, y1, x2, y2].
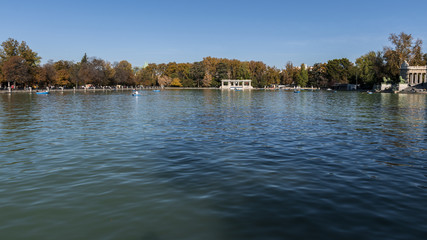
[36, 91, 49, 95]
[153, 90, 160, 92]
[132, 90, 141, 96]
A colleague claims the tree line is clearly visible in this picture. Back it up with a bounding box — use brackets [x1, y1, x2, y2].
[0, 32, 426, 90]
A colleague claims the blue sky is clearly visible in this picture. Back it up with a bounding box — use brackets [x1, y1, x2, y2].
[1, 0, 426, 68]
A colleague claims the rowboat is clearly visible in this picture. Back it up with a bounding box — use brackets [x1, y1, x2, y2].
[36, 91, 49, 95]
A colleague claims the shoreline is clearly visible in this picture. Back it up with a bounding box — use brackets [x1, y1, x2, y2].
[1, 87, 426, 94]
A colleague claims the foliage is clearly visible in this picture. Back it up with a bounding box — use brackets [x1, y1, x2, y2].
[295, 64, 308, 87]
[248, 61, 267, 87]
[54, 60, 73, 86]
[281, 61, 297, 86]
[0, 38, 41, 67]
[0, 32, 424, 90]
[326, 58, 353, 86]
[355, 51, 386, 88]
[0, 38, 41, 85]
[383, 32, 425, 81]
[2, 56, 31, 85]
[137, 63, 158, 86]
[202, 72, 213, 87]
[190, 61, 204, 87]
[170, 78, 182, 87]
[214, 62, 228, 87]
[114, 60, 134, 86]
[36, 61, 57, 87]
[308, 63, 327, 87]
[158, 75, 172, 87]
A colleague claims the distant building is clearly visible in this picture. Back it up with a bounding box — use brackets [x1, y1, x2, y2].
[400, 61, 427, 87]
[220, 80, 253, 90]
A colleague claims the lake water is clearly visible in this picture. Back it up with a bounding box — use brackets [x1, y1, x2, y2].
[0, 90, 426, 240]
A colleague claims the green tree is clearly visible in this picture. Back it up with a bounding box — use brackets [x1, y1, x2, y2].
[214, 62, 229, 87]
[308, 63, 327, 87]
[176, 63, 191, 86]
[356, 52, 376, 87]
[326, 58, 353, 86]
[248, 61, 266, 87]
[355, 51, 386, 88]
[265, 66, 281, 86]
[295, 64, 308, 87]
[190, 61, 205, 87]
[0, 38, 19, 60]
[236, 61, 251, 80]
[0, 38, 41, 86]
[165, 62, 178, 78]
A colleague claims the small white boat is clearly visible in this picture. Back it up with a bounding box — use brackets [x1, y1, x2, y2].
[132, 90, 141, 96]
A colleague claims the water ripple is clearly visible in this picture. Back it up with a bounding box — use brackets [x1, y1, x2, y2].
[0, 91, 426, 239]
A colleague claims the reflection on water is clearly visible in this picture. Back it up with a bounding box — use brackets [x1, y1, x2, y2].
[377, 93, 426, 152]
[0, 90, 426, 240]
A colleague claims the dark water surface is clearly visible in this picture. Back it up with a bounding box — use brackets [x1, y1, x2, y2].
[1, 90, 426, 239]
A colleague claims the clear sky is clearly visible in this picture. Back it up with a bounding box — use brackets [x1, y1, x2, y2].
[1, 0, 426, 68]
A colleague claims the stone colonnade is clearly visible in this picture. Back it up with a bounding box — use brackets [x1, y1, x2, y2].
[407, 72, 426, 85]
[220, 80, 253, 89]
[400, 61, 427, 86]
